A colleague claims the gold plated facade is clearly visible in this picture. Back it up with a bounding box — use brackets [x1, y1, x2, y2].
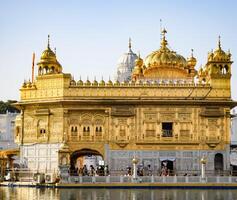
[14, 30, 237, 172]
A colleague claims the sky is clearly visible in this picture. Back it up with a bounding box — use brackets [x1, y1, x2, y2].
[0, 0, 237, 101]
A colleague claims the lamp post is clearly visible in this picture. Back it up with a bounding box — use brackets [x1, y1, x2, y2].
[200, 156, 207, 181]
[132, 156, 139, 181]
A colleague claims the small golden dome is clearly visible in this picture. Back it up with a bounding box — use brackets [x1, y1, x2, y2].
[107, 79, 113, 86]
[99, 79, 105, 86]
[121, 80, 128, 86]
[132, 53, 144, 81]
[143, 80, 150, 86]
[114, 80, 120, 86]
[22, 80, 27, 88]
[92, 79, 98, 86]
[187, 49, 197, 67]
[70, 80, 76, 86]
[135, 54, 144, 66]
[85, 79, 91, 86]
[41, 48, 56, 60]
[132, 55, 144, 75]
[26, 80, 32, 88]
[209, 36, 231, 62]
[37, 35, 62, 75]
[70, 77, 76, 86]
[77, 78, 83, 86]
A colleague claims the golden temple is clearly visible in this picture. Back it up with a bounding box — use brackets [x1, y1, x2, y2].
[13, 29, 236, 174]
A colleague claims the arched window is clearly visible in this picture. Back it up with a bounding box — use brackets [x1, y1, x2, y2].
[224, 65, 229, 73]
[39, 67, 42, 75]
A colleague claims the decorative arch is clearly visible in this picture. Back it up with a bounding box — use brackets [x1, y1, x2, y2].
[214, 153, 224, 173]
[224, 64, 229, 73]
[37, 119, 47, 138]
[70, 148, 104, 171]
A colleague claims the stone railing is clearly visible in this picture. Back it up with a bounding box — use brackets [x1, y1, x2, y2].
[66, 175, 237, 184]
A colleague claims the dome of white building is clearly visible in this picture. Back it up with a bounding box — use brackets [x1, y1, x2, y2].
[115, 38, 138, 82]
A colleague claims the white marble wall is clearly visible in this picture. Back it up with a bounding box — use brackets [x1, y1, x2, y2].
[231, 110, 237, 146]
[20, 143, 61, 172]
[108, 148, 230, 172]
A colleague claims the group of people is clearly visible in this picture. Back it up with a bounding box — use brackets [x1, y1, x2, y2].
[74, 164, 109, 176]
[125, 164, 153, 176]
[125, 164, 172, 177]
[160, 166, 171, 176]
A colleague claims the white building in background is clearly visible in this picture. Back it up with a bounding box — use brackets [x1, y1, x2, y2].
[231, 107, 237, 147]
[115, 38, 138, 82]
[0, 112, 19, 150]
[230, 107, 237, 172]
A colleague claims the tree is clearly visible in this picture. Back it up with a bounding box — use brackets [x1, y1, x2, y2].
[0, 100, 20, 114]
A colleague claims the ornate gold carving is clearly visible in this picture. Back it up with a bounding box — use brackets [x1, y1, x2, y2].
[200, 107, 224, 117]
[160, 113, 175, 121]
[180, 130, 190, 139]
[111, 106, 135, 116]
[178, 113, 191, 121]
[145, 130, 155, 137]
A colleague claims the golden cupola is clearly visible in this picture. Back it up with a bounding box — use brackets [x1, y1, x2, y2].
[197, 36, 233, 84]
[37, 35, 62, 75]
[208, 36, 231, 62]
[187, 49, 197, 77]
[142, 29, 194, 80]
[187, 49, 197, 67]
[132, 53, 144, 80]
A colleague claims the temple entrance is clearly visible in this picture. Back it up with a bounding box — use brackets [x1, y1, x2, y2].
[161, 160, 174, 176]
[70, 149, 103, 176]
[214, 153, 224, 174]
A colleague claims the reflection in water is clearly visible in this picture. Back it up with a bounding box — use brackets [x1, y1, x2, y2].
[0, 187, 237, 200]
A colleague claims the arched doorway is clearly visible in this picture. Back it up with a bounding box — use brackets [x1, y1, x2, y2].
[161, 160, 174, 176]
[214, 153, 224, 174]
[70, 149, 103, 176]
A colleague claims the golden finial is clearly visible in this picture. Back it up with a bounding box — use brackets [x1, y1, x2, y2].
[191, 49, 194, 57]
[47, 34, 50, 49]
[138, 51, 140, 58]
[161, 28, 168, 48]
[54, 47, 56, 55]
[129, 37, 132, 50]
[162, 28, 167, 38]
[218, 35, 221, 50]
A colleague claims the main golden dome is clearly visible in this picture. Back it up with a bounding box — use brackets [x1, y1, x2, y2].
[139, 29, 195, 80]
[144, 29, 187, 68]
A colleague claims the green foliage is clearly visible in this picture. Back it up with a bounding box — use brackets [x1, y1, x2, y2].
[0, 100, 20, 114]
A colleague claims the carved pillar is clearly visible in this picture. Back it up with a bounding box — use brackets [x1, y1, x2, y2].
[63, 109, 69, 143]
[58, 142, 70, 183]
